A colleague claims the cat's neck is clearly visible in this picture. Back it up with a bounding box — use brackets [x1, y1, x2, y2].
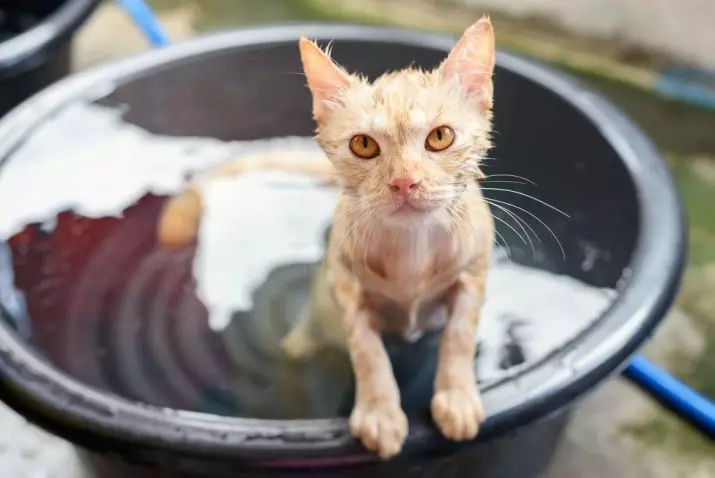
[343, 188, 474, 282]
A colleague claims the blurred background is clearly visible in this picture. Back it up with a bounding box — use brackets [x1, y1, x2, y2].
[4, 0, 714, 476]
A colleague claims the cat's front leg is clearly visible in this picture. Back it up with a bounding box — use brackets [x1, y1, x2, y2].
[345, 307, 407, 459]
[330, 258, 407, 459]
[431, 268, 487, 441]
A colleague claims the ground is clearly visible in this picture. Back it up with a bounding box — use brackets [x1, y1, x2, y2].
[1, 0, 713, 476]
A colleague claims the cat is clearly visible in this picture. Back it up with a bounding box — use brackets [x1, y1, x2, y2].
[157, 16, 496, 460]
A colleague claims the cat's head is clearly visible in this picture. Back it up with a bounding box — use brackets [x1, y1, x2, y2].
[299, 17, 495, 224]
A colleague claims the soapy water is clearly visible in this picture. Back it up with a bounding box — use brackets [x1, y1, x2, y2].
[0, 102, 615, 419]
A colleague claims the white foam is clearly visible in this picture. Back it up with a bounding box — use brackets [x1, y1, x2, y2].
[194, 172, 340, 329]
[477, 259, 615, 380]
[0, 102, 320, 239]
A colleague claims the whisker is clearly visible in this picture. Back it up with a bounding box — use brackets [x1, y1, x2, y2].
[470, 199, 514, 263]
[488, 198, 566, 260]
[279, 71, 308, 78]
[493, 229, 512, 264]
[481, 187, 570, 218]
[481, 180, 529, 185]
[444, 201, 469, 248]
[484, 173, 538, 186]
[494, 202, 542, 245]
[492, 215, 529, 248]
[486, 200, 536, 255]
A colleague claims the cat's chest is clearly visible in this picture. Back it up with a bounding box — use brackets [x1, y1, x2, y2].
[358, 227, 464, 304]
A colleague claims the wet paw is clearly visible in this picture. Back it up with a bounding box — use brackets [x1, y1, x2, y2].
[431, 386, 485, 441]
[350, 400, 408, 460]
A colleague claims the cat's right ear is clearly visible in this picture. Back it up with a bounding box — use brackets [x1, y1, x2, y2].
[299, 37, 351, 121]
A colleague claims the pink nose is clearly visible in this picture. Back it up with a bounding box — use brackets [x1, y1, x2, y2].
[389, 176, 421, 197]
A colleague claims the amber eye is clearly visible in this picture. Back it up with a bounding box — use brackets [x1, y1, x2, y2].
[349, 134, 380, 159]
[425, 125, 456, 152]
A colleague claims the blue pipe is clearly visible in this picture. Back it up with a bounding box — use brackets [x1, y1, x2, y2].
[116, 0, 170, 48]
[625, 355, 715, 438]
[655, 68, 715, 112]
[115, 0, 715, 440]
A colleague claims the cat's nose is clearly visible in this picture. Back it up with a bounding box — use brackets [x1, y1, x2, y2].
[389, 176, 421, 197]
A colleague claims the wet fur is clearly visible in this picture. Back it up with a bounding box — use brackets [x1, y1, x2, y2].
[157, 16, 496, 460]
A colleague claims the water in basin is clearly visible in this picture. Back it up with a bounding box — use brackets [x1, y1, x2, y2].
[0, 102, 615, 420]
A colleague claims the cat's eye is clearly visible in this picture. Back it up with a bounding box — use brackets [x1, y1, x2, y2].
[425, 125, 455, 152]
[349, 134, 380, 159]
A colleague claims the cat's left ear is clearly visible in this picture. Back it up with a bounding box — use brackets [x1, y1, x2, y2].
[299, 37, 351, 121]
[441, 16, 496, 110]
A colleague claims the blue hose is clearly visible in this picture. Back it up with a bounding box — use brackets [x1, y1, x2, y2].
[625, 355, 715, 438]
[115, 0, 715, 441]
[654, 67, 715, 112]
[116, 0, 170, 48]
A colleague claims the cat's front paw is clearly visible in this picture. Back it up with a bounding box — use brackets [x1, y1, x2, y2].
[350, 400, 408, 460]
[431, 386, 485, 441]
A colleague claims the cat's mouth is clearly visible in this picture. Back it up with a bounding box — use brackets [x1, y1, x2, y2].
[382, 198, 444, 225]
[391, 199, 429, 216]
[394, 203, 418, 214]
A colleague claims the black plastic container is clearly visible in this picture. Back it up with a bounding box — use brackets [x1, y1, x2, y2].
[0, 0, 98, 116]
[0, 25, 685, 477]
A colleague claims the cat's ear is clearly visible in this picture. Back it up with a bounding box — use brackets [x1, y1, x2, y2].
[441, 16, 496, 110]
[299, 37, 351, 121]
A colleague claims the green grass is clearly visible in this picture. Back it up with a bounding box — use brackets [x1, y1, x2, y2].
[674, 264, 715, 399]
[624, 407, 715, 462]
[669, 158, 715, 266]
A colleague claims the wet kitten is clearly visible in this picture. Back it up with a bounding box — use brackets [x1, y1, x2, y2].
[157, 16, 496, 460]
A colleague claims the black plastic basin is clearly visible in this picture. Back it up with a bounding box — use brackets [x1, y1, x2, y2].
[0, 24, 685, 478]
[0, 0, 98, 116]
